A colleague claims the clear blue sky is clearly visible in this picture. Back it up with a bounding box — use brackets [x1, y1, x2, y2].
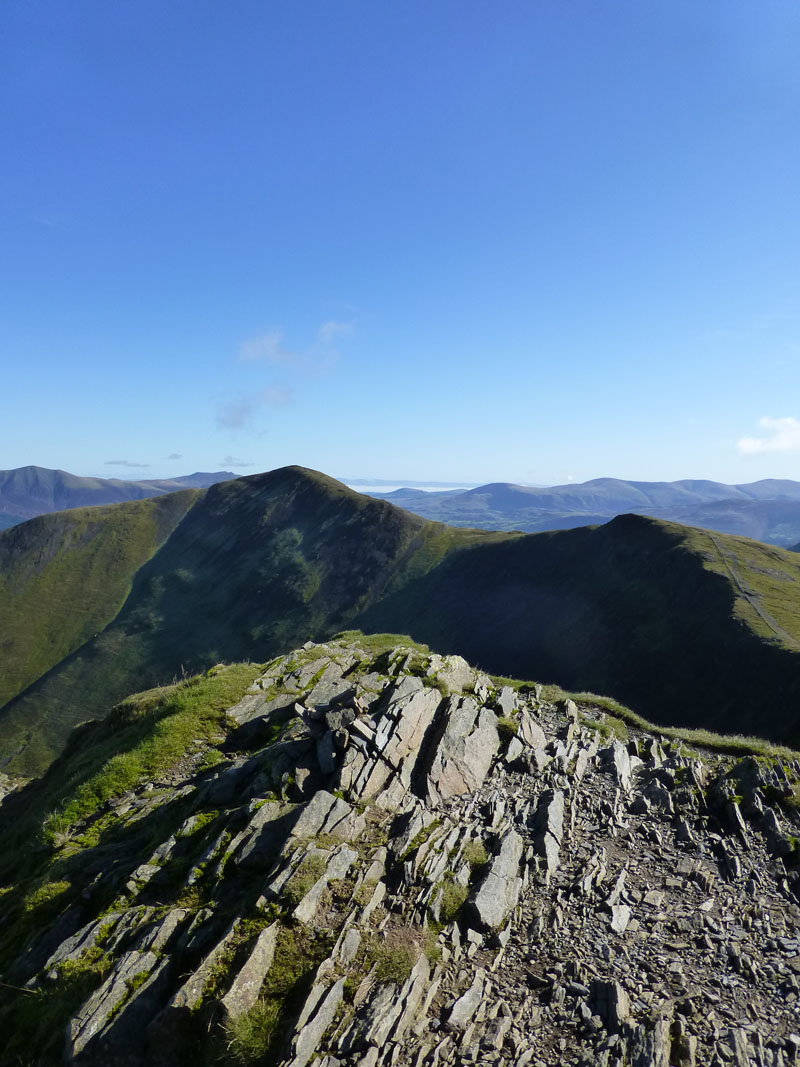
[3, 1, 800, 486]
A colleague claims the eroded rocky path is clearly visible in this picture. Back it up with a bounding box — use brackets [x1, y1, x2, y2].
[4, 636, 800, 1066]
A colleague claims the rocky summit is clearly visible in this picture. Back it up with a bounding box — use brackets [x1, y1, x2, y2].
[3, 635, 800, 1066]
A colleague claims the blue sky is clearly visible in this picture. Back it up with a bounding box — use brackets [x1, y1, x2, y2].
[3, 1, 800, 486]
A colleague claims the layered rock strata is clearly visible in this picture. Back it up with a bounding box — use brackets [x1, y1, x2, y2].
[4, 637, 800, 1066]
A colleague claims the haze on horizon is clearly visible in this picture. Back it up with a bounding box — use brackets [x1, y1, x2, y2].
[3, 2, 800, 487]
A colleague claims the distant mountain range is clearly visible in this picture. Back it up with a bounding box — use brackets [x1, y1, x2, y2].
[6, 468, 800, 552]
[4, 466, 800, 777]
[0, 465, 236, 529]
[369, 476, 800, 548]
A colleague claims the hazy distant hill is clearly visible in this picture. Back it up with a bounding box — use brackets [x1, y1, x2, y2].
[4, 467, 800, 776]
[370, 476, 800, 547]
[0, 465, 236, 528]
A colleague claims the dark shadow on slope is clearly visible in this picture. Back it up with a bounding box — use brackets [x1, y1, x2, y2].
[355, 515, 800, 744]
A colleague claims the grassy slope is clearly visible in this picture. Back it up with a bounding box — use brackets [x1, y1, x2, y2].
[0, 468, 507, 775]
[0, 658, 263, 1032]
[679, 523, 800, 644]
[0, 490, 199, 711]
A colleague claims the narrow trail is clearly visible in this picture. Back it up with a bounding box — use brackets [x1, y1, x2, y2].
[708, 532, 799, 648]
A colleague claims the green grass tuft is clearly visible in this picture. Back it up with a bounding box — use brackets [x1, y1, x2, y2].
[496, 716, 518, 741]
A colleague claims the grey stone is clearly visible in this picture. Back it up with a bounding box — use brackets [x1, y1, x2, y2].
[288, 978, 346, 1067]
[469, 829, 523, 928]
[342, 954, 430, 1050]
[506, 736, 525, 764]
[591, 980, 630, 1033]
[446, 968, 486, 1030]
[600, 741, 637, 791]
[293, 845, 358, 923]
[305, 679, 354, 711]
[324, 707, 356, 732]
[427, 653, 476, 694]
[66, 949, 159, 1058]
[316, 731, 338, 775]
[534, 790, 564, 872]
[534, 789, 564, 841]
[234, 806, 307, 873]
[376, 686, 441, 773]
[610, 905, 632, 934]
[43, 912, 124, 978]
[148, 916, 240, 1030]
[516, 708, 547, 750]
[290, 790, 341, 838]
[496, 686, 517, 717]
[221, 922, 279, 1020]
[627, 1011, 673, 1067]
[429, 697, 500, 800]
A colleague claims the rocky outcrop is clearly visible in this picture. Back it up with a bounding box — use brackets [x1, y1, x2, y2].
[4, 636, 800, 1066]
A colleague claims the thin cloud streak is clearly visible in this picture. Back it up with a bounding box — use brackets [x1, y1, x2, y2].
[738, 416, 800, 455]
[239, 329, 297, 366]
[221, 455, 257, 467]
[317, 320, 353, 345]
[105, 459, 151, 468]
[259, 386, 293, 407]
[215, 387, 293, 431]
[216, 398, 254, 430]
[238, 320, 353, 373]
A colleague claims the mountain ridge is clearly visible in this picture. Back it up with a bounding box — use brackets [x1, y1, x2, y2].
[4, 466, 800, 776]
[0, 465, 236, 528]
[371, 475, 800, 546]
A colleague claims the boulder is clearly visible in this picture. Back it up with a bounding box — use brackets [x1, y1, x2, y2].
[221, 923, 279, 1021]
[428, 697, 500, 801]
[591, 979, 630, 1033]
[469, 829, 523, 929]
[446, 968, 486, 1030]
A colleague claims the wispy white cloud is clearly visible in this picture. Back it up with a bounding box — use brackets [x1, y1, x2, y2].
[259, 386, 293, 408]
[215, 387, 294, 431]
[317, 319, 353, 345]
[738, 416, 800, 455]
[105, 459, 150, 468]
[239, 329, 298, 366]
[167, 452, 183, 460]
[220, 320, 351, 434]
[238, 320, 354, 373]
[221, 455, 258, 468]
[216, 398, 255, 430]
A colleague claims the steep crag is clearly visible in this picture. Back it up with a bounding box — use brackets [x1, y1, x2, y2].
[2, 637, 800, 1065]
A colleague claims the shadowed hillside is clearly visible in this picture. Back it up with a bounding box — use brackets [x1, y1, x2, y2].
[359, 514, 800, 742]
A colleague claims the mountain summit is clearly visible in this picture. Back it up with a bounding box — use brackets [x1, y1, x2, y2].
[4, 467, 800, 776]
[0, 635, 798, 1064]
